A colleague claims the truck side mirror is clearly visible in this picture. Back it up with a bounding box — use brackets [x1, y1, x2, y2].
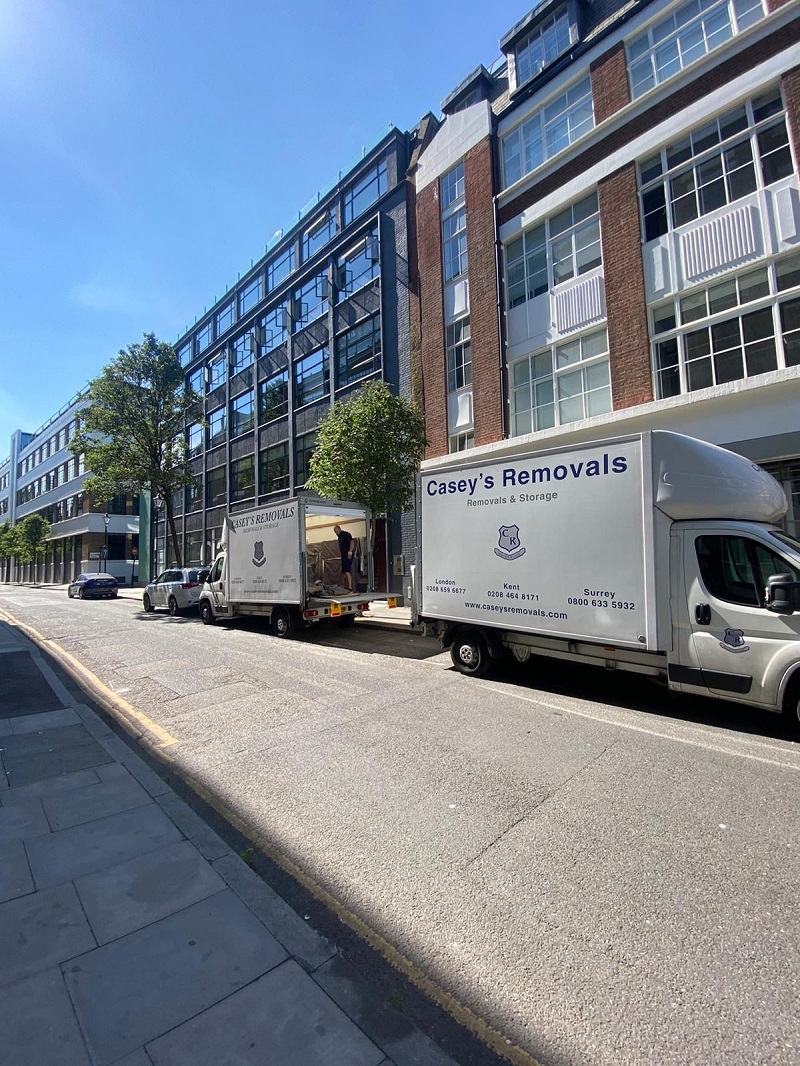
[764, 573, 800, 614]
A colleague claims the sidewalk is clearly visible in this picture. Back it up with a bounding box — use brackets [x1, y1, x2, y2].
[0, 617, 459, 1066]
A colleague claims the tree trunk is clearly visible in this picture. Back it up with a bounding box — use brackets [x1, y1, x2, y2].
[165, 499, 183, 568]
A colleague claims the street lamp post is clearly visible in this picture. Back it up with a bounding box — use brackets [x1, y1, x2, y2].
[103, 512, 110, 574]
[152, 494, 163, 579]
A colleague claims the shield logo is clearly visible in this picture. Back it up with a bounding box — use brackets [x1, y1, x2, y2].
[494, 524, 526, 561]
[720, 628, 748, 651]
[252, 541, 266, 568]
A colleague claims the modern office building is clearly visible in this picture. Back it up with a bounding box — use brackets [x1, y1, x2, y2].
[0, 392, 142, 585]
[164, 127, 418, 591]
[412, 0, 800, 535]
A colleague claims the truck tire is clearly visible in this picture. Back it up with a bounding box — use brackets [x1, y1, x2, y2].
[782, 675, 800, 735]
[450, 629, 489, 677]
[272, 606, 297, 639]
[200, 601, 215, 626]
[142, 593, 154, 612]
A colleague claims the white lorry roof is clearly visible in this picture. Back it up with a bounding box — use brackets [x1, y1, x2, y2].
[649, 431, 786, 523]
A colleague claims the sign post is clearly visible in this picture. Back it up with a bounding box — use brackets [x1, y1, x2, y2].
[131, 545, 138, 587]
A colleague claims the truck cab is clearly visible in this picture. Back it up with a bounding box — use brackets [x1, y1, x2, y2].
[670, 521, 800, 715]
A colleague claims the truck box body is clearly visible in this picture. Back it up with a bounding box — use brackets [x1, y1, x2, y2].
[422, 434, 656, 649]
[418, 432, 800, 720]
[225, 500, 303, 605]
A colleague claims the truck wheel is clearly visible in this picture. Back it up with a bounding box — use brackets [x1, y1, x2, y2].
[142, 593, 154, 612]
[168, 596, 179, 617]
[272, 606, 296, 639]
[200, 601, 215, 626]
[451, 630, 489, 677]
[782, 676, 800, 735]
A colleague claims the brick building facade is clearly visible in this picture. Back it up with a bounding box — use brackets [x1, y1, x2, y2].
[412, 0, 800, 534]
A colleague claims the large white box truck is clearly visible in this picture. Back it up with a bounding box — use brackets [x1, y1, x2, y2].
[199, 496, 380, 636]
[415, 431, 800, 725]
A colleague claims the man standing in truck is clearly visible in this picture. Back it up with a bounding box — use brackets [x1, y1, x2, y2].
[333, 524, 354, 591]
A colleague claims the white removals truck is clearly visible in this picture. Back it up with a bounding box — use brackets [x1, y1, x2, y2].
[415, 430, 800, 726]
[199, 496, 375, 636]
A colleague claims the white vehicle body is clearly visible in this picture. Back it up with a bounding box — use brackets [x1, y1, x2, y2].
[416, 431, 800, 721]
[199, 496, 380, 635]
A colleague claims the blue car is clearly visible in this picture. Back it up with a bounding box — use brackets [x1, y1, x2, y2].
[67, 573, 119, 600]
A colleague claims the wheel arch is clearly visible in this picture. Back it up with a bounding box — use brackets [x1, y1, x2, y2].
[441, 622, 504, 658]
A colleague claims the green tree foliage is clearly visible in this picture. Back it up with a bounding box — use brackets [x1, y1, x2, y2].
[0, 520, 15, 563]
[12, 514, 50, 572]
[306, 381, 427, 542]
[71, 333, 201, 568]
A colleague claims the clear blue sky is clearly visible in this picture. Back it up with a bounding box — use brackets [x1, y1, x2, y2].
[0, 0, 525, 454]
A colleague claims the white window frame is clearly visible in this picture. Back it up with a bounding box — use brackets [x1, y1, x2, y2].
[638, 88, 793, 242]
[504, 192, 601, 310]
[515, 9, 572, 88]
[510, 327, 611, 435]
[502, 75, 594, 188]
[627, 0, 765, 100]
[650, 253, 800, 398]
[443, 206, 468, 283]
[446, 317, 472, 393]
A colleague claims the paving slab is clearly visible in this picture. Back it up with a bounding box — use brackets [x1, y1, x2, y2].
[155, 791, 232, 860]
[74, 840, 227, 944]
[0, 882, 96, 986]
[315, 954, 462, 1066]
[146, 959, 385, 1066]
[0, 795, 51, 842]
[0, 966, 91, 1066]
[212, 851, 337, 972]
[0, 723, 98, 757]
[111, 1052, 153, 1066]
[0, 840, 34, 903]
[0, 767, 101, 802]
[9, 707, 82, 734]
[63, 889, 288, 1065]
[1, 723, 114, 787]
[26, 804, 184, 889]
[0, 651, 62, 716]
[42, 773, 152, 831]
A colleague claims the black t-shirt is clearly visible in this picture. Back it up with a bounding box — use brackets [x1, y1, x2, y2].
[337, 530, 352, 560]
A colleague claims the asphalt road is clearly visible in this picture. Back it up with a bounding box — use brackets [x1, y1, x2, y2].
[2, 585, 798, 1066]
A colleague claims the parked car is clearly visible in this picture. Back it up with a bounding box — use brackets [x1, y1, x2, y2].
[67, 573, 119, 600]
[142, 567, 210, 615]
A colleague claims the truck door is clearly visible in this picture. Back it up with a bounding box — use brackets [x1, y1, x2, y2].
[208, 555, 227, 611]
[678, 530, 800, 705]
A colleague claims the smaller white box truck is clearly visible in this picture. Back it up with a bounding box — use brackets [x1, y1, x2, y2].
[415, 430, 800, 725]
[199, 496, 379, 636]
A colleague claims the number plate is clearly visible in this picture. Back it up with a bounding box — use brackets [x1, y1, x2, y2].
[387, 596, 397, 609]
[330, 602, 342, 617]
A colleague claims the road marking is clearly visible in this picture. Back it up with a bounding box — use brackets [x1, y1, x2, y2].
[474, 680, 800, 772]
[0, 609, 178, 748]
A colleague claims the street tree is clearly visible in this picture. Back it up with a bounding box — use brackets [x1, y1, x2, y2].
[0, 520, 14, 582]
[12, 514, 50, 580]
[306, 380, 427, 561]
[71, 333, 201, 568]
